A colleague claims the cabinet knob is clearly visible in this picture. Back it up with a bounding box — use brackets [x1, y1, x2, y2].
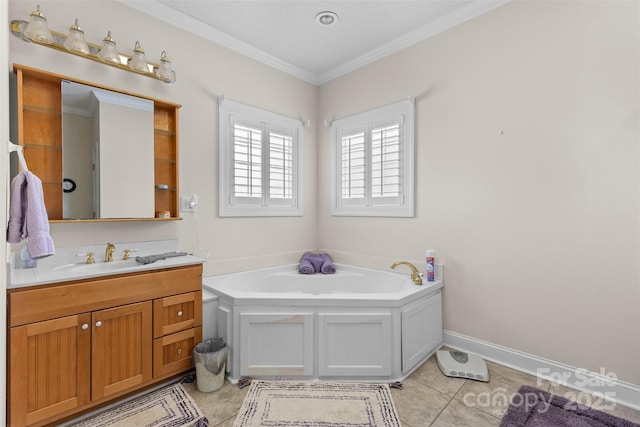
[95, 321, 102, 328]
[177, 348, 182, 355]
[82, 323, 89, 330]
[177, 311, 183, 317]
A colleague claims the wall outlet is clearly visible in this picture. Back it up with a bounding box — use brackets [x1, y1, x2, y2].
[181, 195, 198, 212]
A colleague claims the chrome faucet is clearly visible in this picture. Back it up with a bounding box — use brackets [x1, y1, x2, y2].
[105, 243, 116, 262]
[391, 261, 423, 285]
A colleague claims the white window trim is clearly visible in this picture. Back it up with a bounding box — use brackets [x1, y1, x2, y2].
[219, 96, 304, 217]
[330, 98, 415, 217]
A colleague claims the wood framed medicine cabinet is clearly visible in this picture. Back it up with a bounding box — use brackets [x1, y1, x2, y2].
[12, 64, 181, 222]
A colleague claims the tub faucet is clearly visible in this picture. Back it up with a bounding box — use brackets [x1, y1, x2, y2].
[391, 261, 423, 285]
[105, 243, 116, 262]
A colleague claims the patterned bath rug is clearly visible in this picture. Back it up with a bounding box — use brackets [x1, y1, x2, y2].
[500, 385, 639, 426]
[70, 383, 208, 427]
[233, 380, 401, 427]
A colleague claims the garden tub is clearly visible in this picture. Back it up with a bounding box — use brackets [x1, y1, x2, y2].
[203, 264, 443, 382]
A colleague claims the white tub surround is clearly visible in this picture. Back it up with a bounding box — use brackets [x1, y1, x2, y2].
[203, 264, 443, 383]
[7, 239, 205, 288]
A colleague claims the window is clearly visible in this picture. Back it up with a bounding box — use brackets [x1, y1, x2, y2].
[331, 99, 414, 217]
[219, 97, 303, 216]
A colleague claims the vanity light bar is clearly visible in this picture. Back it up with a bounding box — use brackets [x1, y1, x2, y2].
[10, 20, 175, 83]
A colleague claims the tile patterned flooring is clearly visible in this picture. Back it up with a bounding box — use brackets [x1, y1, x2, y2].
[183, 353, 640, 426]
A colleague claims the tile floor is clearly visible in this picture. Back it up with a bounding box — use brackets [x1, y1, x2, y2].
[182, 353, 640, 426]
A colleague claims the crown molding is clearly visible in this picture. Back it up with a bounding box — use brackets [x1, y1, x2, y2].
[119, 0, 509, 86]
[315, 0, 510, 85]
[119, 0, 319, 84]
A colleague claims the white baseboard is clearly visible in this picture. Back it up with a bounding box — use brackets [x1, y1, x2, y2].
[443, 330, 640, 411]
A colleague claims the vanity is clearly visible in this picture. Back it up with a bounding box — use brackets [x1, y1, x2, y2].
[8, 63, 194, 425]
[6, 242, 204, 427]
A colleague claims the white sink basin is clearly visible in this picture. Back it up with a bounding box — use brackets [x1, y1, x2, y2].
[53, 260, 139, 273]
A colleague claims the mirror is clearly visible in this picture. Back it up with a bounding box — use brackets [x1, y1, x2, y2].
[62, 81, 155, 219]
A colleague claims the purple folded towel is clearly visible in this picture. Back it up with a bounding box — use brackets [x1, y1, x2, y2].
[298, 252, 336, 274]
[7, 171, 55, 259]
[320, 253, 336, 274]
[308, 253, 324, 272]
[298, 252, 315, 274]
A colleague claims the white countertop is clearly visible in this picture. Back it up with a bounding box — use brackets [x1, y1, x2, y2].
[7, 239, 205, 289]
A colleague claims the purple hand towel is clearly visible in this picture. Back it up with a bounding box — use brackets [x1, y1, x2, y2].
[298, 252, 315, 274]
[7, 171, 55, 259]
[320, 253, 336, 274]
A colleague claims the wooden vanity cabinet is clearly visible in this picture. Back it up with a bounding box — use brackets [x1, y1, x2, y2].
[7, 264, 203, 427]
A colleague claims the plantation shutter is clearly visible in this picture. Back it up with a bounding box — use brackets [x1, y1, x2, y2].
[230, 117, 297, 207]
[230, 117, 263, 205]
[370, 115, 404, 206]
[268, 126, 296, 206]
[338, 115, 404, 207]
[331, 99, 413, 217]
[339, 126, 367, 205]
[219, 96, 303, 216]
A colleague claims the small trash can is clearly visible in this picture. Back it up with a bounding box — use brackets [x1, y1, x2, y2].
[193, 338, 229, 392]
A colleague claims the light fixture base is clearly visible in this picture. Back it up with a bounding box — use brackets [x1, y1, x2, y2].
[10, 20, 175, 83]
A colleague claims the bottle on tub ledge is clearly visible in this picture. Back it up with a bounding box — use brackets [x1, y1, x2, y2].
[425, 250, 435, 282]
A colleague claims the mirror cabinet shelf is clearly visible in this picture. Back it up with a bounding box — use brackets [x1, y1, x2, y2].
[12, 64, 182, 222]
[22, 105, 62, 115]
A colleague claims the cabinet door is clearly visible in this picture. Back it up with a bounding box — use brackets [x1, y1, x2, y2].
[16, 67, 64, 219]
[92, 301, 153, 400]
[9, 313, 91, 426]
[318, 313, 392, 377]
[240, 312, 314, 377]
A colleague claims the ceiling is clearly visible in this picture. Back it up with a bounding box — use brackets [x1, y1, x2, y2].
[122, 0, 508, 86]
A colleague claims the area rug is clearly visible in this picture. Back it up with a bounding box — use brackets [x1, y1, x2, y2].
[71, 383, 208, 427]
[500, 385, 639, 427]
[233, 381, 401, 427]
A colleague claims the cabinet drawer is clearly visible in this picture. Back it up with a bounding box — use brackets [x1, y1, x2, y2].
[153, 327, 202, 378]
[153, 291, 202, 338]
